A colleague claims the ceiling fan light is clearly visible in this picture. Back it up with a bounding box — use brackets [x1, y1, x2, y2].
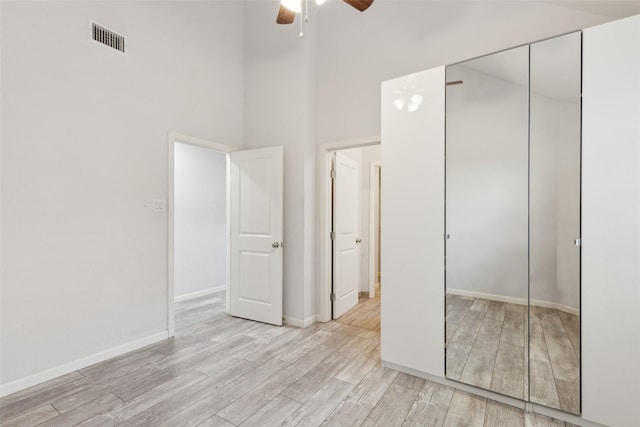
[315, 0, 327, 4]
[393, 98, 406, 111]
[281, 0, 302, 13]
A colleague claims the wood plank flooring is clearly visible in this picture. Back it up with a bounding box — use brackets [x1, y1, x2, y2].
[529, 306, 580, 414]
[1, 290, 575, 426]
[446, 294, 580, 415]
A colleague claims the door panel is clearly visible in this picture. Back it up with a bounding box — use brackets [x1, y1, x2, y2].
[239, 251, 271, 303]
[239, 158, 272, 233]
[230, 147, 283, 326]
[582, 16, 640, 425]
[333, 152, 360, 319]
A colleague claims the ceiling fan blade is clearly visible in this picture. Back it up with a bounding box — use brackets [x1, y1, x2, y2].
[276, 4, 296, 24]
[342, 0, 374, 12]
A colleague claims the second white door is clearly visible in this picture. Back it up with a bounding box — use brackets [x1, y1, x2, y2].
[333, 151, 360, 319]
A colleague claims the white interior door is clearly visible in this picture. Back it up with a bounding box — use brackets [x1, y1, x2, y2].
[230, 146, 283, 326]
[333, 151, 360, 319]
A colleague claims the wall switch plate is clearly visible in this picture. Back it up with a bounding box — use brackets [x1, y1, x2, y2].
[152, 199, 166, 213]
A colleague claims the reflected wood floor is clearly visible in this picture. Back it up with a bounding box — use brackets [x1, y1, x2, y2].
[446, 294, 529, 401]
[446, 294, 580, 415]
[1, 290, 575, 426]
[530, 305, 580, 414]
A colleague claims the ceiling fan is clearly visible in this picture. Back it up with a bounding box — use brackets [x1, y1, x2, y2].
[276, 0, 374, 25]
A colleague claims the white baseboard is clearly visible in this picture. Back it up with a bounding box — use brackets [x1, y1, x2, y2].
[447, 288, 579, 316]
[0, 331, 168, 398]
[174, 285, 226, 303]
[283, 314, 317, 328]
[447, 288, 528, 306]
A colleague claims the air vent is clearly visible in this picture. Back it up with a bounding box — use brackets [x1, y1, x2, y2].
[92, 23, 125, 53]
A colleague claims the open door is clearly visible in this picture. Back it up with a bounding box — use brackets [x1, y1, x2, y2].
[332, 151, 360, 319]
[229, 146, 283, 326]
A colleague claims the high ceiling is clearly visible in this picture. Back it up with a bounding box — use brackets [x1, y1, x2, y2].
[545, 0, 640, 18]
[444, 1, 640, 101]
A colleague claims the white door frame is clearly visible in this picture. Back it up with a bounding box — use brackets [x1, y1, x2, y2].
[167, 131, 236, 337]
[318, 136, 380, 323]
[369, 161, 382, 299]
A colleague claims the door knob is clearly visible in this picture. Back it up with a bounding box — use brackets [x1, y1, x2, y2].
[356, 238, 362, 244]
[272, 242, 280, 248]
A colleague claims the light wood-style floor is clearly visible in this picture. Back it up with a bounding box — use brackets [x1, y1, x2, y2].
[1, 290, 576, 426]
[446, 294, 580, 415]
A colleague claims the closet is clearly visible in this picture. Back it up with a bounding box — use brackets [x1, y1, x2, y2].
[381, 14, 640, 426]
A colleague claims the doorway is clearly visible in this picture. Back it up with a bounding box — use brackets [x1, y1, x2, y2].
[174, 142, 227, 301]
[319, 140, 381, 322]
[168, 134, 285, 334]
[369, 161, 382, 299]
[167, 132, 235, 336]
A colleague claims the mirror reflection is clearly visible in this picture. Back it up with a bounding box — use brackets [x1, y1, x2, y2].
[445, 33, 582, 415]
[529, 32, 581, 415]
[445, 45, 530, 400]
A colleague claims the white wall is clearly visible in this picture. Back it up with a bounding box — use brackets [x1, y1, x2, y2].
[582, 14, 640, 427]
[317, 1, 613, 144]
[0, 0, 244, 394]
[174, 143, 227, 298]
[243, 1, 318, 326]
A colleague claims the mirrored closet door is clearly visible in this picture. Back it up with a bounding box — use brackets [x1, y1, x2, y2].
[529, 31, 581, 415]
[445, 32, 581, 415]
[445, 45, 530, 401]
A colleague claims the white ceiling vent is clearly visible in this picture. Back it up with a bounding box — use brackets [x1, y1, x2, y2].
[92, 23, 125, 53]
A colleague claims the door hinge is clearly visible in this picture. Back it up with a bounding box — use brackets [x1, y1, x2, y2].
[574, 238, 582, 247]
[330, 169, 336, 179]
[330, 293, 336, 302]
[330, 231, 336, 240]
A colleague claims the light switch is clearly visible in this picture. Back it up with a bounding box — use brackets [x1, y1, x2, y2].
[152, 199, 166, 213]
